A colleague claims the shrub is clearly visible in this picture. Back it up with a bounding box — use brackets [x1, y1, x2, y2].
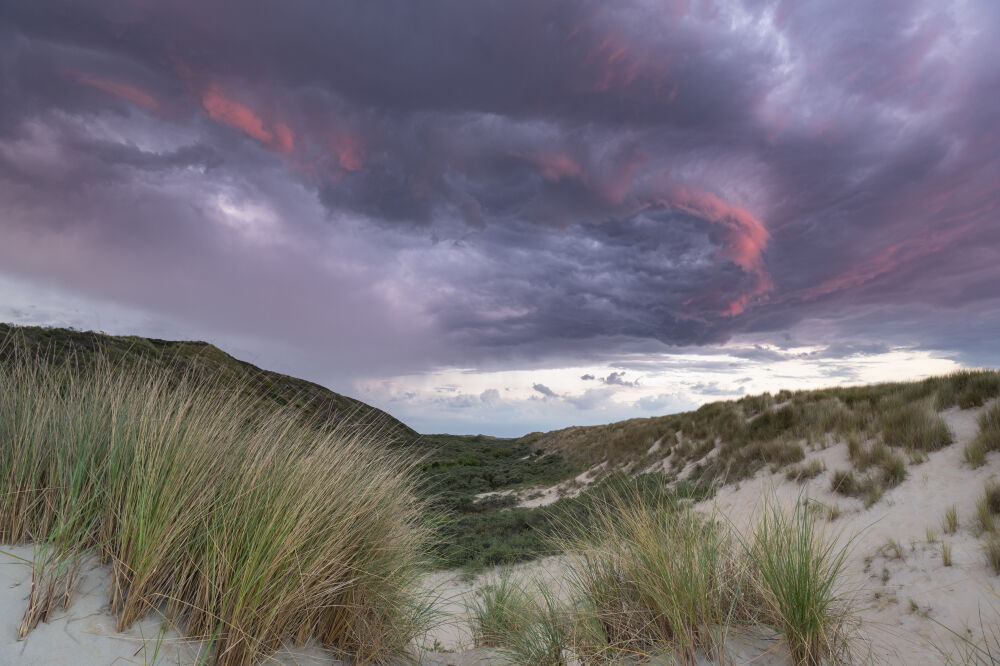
[0, 345, 430, 664]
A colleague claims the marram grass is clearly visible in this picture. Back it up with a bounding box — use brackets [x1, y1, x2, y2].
[0, 341, 431, 664]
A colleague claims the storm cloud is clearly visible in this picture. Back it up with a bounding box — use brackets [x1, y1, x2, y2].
[1, 0, 998, 431]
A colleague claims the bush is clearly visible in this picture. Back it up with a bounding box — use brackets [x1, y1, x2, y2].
[0, 345, 430, 664]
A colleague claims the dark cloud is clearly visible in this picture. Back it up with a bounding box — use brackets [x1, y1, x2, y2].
[580, 374, 595, 381]
[601, 371, 638, 387]
[532, 383, 558, 399]
[0, 0, 997, 397]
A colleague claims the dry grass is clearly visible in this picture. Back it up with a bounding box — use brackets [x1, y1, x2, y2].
[977, 484, 1000, 536]
[967, 403, 1000, 469]
[943, 505, 960, 535]
[559, 494, 749, 663]
[548, 488, 853, 665]
[987, 539, 1000, 576]
[786, 460, 825, 483]
[0, 341, 431, 664]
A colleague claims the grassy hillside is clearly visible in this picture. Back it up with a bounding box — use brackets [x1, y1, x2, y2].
[519, 370, 1000, 481]
[0, 322, 413, 440]
[0, 324, 576, 568]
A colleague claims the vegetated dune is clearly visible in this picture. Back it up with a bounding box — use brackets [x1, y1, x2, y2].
[3, 323, 1000, 664]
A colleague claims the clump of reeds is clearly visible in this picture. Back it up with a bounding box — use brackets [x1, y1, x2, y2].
[0, 340, 431, 664]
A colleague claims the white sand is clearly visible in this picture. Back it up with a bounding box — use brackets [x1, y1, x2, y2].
[3, 402, 998, 664]
[697, 403, 1000, 664]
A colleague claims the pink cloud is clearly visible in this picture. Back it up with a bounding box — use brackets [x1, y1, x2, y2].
[201, 83, 273, 144]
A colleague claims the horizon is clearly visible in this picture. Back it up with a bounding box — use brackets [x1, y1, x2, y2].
[1, 1, 998, 437]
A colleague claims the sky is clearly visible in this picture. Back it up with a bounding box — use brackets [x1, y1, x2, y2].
[1, 0, 998, 436]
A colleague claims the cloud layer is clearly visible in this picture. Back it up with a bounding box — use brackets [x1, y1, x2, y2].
[1, 0, 998, 431]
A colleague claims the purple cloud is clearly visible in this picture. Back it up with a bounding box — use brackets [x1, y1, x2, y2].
[0, 0, 998, 433]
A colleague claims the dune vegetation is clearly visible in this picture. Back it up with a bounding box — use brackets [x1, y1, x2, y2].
[3, 324, 1000, 664]
[0, 339, 432, 664]
[466, 490, 854, 666]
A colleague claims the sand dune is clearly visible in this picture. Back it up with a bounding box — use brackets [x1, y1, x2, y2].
[3, 402, 998, 664]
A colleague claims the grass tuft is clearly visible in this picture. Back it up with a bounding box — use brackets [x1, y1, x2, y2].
[557, 489, 753, 663]
[786, 459, 825, 483]
[880, 402, 952, 452]
[941, 542, 953, 567]
[977, 497, 998, 535]
[943, 505, 959, 535]
[0, 341, 431, 664]
[746, 495, 853, 666]
[466, 570, 533, 648]
[987, 538, 1000, 576]
[965, 440, 988, 468]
